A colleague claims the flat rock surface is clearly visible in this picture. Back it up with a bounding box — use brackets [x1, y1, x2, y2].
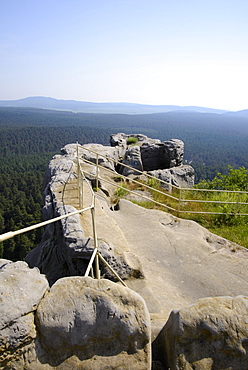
[98, 199, 248, 332]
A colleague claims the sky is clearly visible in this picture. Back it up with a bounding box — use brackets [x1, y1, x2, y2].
[1, 0, 248, 111]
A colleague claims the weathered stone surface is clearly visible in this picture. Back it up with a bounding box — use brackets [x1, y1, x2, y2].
[121, 145, 144, 176]
[163, 139, 184, 167]
[26, 143, 143, 286]
[36, 276, 151, 368]
[148, 165, 195, 189]
[110, 133, 148, 147]
[110, 132, 128, 149]
[80, 143, 120, 171]
[0, 260, 48, 369]
[43, 153, 76, 193]
[157, 295, 248, 369]
[140, 139, 184, 172]
[0, 260, 49, 329]
[0, 262, 150, 369]
[140, 142, 168, 171]
[0, 313, 37, 368]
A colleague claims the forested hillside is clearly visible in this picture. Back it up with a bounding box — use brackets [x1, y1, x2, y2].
[0, 107, 247, 260]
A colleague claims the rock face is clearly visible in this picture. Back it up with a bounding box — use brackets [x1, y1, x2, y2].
[156, 295, 248, 369]
[140, 139, 184, 171]
[149, 165, 195, 189]
[26, 144, 143, 286]
[121, 145, 144, 176]
[36, 276, 151, 368]
[0, 260, 49, 369]
[0, 260, 151, 369]
[109, 133, 194, 188]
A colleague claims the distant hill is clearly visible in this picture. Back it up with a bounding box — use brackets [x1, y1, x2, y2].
[0, 96, 228, 115]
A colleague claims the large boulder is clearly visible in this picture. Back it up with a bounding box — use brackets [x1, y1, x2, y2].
[36, 276, 151, 369]
[0, 261, 151, 369]
[121, 145, 143, 176]
[80, 143, 120, 171]
[149, 165, 195, 190]
[156, 295, 248, 369]
[140, 139, 184, 171]
[0, 260, 49, 368]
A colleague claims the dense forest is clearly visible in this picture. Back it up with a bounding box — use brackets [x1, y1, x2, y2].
[0, 107, 247, 260]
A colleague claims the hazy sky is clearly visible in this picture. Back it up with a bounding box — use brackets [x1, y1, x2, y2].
[1, 0, 248, 110]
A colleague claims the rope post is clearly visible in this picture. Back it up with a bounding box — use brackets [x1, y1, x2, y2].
[77, 142, 83, 210]
[177, 187, 182, 216]
[91, 201, 100, 279]
[77, 142, 80, 207]
[96, 153, 99, 191]
[236, 192, 241, 215]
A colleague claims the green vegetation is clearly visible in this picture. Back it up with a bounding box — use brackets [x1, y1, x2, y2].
[1, 107, 248, 182]
[126, 136, 138, 145]
[0, 112, 110, 261]
[114, 167, 248, 248]
[0, 107, 248, 260]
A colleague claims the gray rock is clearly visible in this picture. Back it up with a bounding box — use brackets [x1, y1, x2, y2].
[110, 132, 128, 148]
[149, 165, 195, 190]
[36, 276, 151, 368]
[0, 260, 48, 330]
[163, 139, 184, 167]
[0, 260, 48, 369]
[121, 145, 143, 176]
[140, 139, 184, 171]
[81, 143, 120, 171]
[157, 295, 248, 369]
[26, 145, 143, 286]
[110, 133, 149, 147]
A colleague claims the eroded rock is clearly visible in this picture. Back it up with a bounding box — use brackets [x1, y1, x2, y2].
[36, 276, 151, 368]
[0, 260, 49, 368]
[157, 295, 248, 369]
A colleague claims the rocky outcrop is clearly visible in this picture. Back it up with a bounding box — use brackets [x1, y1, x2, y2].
[148, 165, 195, 189]
[156, 295, 248, 369]
[0, 260, 151, 369]
[140, 139, 184, 171]
[109, 133, 194, 188]
[36, 276, 151, 368]
[26, 147, 143, 286]
[0, 260, 49, 369]
[2, 134, 248, 368]
[121, 145, 144, 176]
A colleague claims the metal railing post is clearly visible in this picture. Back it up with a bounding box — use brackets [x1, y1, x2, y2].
[77, 142, 83, 210]
[96, 153, 99, 190]
[91, 198, 100, 279]
[178, 188, 182, 216]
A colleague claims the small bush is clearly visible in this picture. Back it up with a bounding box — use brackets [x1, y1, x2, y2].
[126, 136, 138, 145]
[114, 183, 129, 198]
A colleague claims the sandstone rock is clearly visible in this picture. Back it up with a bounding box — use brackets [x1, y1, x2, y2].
[163, 139, 184, 167]
[43, 153, 77, 192]
[148, 165, 195, 190]
[110, 132, 128, 148]
[80, 143, 120, 171]
[157, 295, 248, 369]
[0, 260, 49, 368]
[121, 145, 143, 176]
[110, 133, 148, 147]
[36, 276, 151, 369]
[140, 139, 184, 171]
[0, 260, 49, 329]
[140, 141, 167, 171]
[26, 145, 143, 286]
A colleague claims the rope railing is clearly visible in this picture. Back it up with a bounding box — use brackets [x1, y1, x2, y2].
[1, 143, 247, 281]
[0, 143, 128, 287]
[77, 144, 248, 216]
